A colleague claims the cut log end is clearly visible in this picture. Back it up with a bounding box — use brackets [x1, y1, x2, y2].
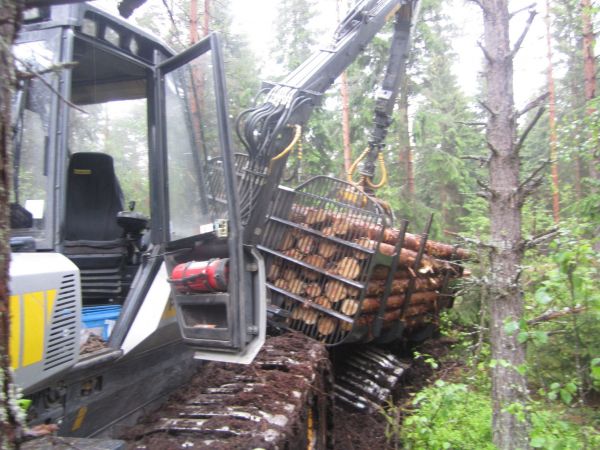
[334, 257, 362, 280]
[317, 317, 336, 335]
[324, 280, 348, 302]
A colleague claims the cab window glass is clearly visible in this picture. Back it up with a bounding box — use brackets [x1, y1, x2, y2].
[164, 49, 228, 242]
[11, 38, 59, 242]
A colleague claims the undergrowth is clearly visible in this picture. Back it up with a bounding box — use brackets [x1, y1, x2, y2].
[382, 313, 600, 448]
[381, 222, 600, 448]
[382, 372, 600, 449]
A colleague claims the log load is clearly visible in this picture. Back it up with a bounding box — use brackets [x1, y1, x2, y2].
[360, 291, 440, 313]
[365, 277, 445, 297]
[268, 202, 470, 342]
[289, 205, 470, 260]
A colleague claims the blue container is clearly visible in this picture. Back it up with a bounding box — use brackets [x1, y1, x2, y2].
[82, 305, 121, 340]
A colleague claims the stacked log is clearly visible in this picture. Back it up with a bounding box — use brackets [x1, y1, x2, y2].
[266, 204, 469, 339]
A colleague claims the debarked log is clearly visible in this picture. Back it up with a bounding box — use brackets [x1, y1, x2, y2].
[289, 305, 319, 325]
[345, 217, 469, 261]
[360, 290, 440, 313]
[365, 276, 444, 297]
[288, 205, 469, 260]
[317, 317, 337, 335]
[296, 234, 316, 254]
[324, 280, 359, 302]
[382, 228, 470, 261]
[374, 240, 460, 274]
[332, 257, 362, 279]
[278, 232, 296, 251]
[354, 304, 437, 328]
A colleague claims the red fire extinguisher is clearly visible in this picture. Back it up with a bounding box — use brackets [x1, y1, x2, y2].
[169, 258, 229, 293]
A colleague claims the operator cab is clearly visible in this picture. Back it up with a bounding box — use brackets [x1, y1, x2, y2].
[11, 3, 265, 381]
[12, 5, 161, 306]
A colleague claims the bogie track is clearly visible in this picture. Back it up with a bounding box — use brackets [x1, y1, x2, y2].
[124, 333, 333, 449]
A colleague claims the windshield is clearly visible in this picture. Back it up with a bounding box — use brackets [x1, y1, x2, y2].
[11, 38, 60, 244]
[164, 49, 229, 242]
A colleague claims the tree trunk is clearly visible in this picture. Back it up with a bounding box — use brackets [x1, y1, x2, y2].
[481, 1, 530, 448]
[581, 0, 599, 179]
[341, 71, 352, 175]
[203, 0, 210, 37]
[337, 0, 352, 175]
[190, 0, 199, 44]
[545, 0, 560, 222]
[1, 1, 22, 447]
[398, 72, 414, 196]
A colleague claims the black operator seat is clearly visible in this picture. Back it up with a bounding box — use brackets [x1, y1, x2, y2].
[65, 152, 124, 241]
[63, 152, 127, 304]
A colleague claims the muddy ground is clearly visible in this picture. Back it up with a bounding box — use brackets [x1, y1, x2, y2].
[333, 336, 458, 449]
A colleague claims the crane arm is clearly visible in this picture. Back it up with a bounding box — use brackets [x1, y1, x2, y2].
[238, 0, 420, 242]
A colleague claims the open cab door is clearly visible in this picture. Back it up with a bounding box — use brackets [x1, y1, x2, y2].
[156, 33, 265, 363]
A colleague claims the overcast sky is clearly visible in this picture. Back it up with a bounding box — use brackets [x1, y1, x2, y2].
[93, 0, 548, 106]
[229, 0, 547, 107]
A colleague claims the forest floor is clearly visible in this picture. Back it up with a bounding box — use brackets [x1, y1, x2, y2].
[333, 335, 460, 450]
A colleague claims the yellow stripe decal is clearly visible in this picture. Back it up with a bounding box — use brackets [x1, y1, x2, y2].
[9, 295, 21, 370]
[23, 291, 45, 367]
[72, 406, 88, 432]
[46, 289, 56, 324]
[161, 299, 177, 320]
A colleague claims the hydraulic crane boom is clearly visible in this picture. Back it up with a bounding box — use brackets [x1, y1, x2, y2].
[237, 0, 420, 243]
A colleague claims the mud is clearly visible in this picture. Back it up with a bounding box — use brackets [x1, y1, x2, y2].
[333, 408, 390, 449]
[79, 333, 108, 355]
[331, 336, 457, 450]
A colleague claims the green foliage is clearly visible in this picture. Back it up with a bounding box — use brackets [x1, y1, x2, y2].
[133, 0, 260, 143]
[391, 380, 494, 450]
[529, 403, 600, 449]
[407, 1, 485, 237]
[523, 222, 600, 396]
[385, 375, 600, 449]
[270, 0, 318, 73]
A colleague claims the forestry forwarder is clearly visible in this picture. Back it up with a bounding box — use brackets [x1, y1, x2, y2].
[9, 1, 467, 447]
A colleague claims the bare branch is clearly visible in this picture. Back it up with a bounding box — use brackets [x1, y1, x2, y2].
[476, 178, 497, 199]
[12, 55, 88, 115]
[516, 106, 546, 151]
[477, 41, 494, 63]
[517, 92, 549, 118]
[478, 99, 498, 117]
[462, 154, 490, 163]
[521, 175, 546, 199]
[509, 3, 536, 19]
[518, 159, 552, 195]
[521, 227, 560, 251]
[510, 9, 538, 59]
[444, 230, 496, 251]
[462, 155, 491, 168]
[528, 306, 587, 326]
[486, 141, 499, 156]
[17, 62, 78, 80]
[161, 0, 185, 48]
[468, 0, 485, 12]
[456, 121, 487, 127]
